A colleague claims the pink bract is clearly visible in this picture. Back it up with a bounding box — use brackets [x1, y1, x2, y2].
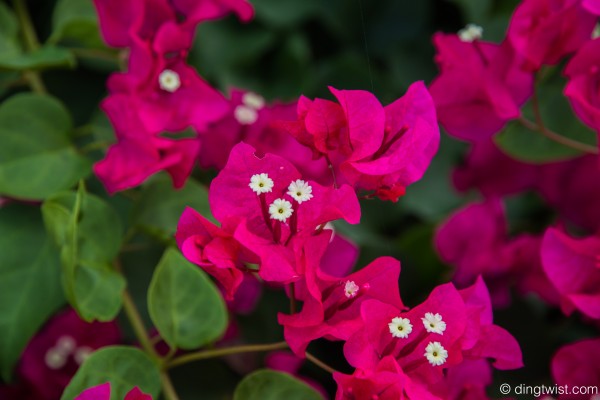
[197, 89, 329, 182]
[564, 38, 600, 133]
[1, 309, 120, 400]
[551, 337, 600, 399]
[75, 382, 152, 400]
[280, 82, 439, 201]
[507, 0, 596, 70]
[435, 199, 558, 306]
[430, 34, 533, 141]
[279, 234, 403, 356]
[541, 227, 600, 319]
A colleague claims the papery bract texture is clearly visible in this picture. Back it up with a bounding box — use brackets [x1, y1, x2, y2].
[75, 382, 152, 400]
[507, 0, 596, 70]
[430, 34, 533, 141]
[542, 227, 600, 319]
[564, 38, 600, 133]
[551, 338, 600, 399]
[0, 309, 121, 400]
[198, 89, 329, 182]
[279, 83, 439, 201]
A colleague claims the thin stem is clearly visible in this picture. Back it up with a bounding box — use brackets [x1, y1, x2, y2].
[70, 48, 120, 64]
[305, 352, 338, 374]
[325, 155, 338, 189]
[13, 0, 47, 94]
[159, 371, 180, 400]
[122, 289, 160, 359]
[13, 0, 40, 50]
[526, 81, 598, 155]
[520, 115, 598, 155]
[167, 342, 289, 369]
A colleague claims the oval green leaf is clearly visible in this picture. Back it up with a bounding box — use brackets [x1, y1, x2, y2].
[0, 94, 91, 199]
[0, 204, 64, 381]
[234, 370, 324, 400]
[42, 185, 125, 322]
[60, 346, 161, 400]
[148, 248, 228, 349]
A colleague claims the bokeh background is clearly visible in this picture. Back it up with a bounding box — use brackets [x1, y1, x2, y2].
[3, 0, 593, 398]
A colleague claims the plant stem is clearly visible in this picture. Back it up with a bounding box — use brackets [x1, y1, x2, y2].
[305, 352, 338, 374]
[160, 371, 180, 400]
[122, 289, 159, 359]
[13, 0, 47, 94]
[70, 48, 121, 65]
[167, 341, 289, 369]
[526, 81, 598, 155]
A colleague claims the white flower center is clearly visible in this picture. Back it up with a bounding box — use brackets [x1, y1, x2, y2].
[287, 179, 313, 203]
[234, 105, 258, 125]
[45, 348, 67, 370]
[344, 281, 360, 298]
[269, 198, 293, 222]
[388, 317, 413, 339]
[422, 312, 446, 335]
[56, 335, 76, 352]
[458, 23, 483, 42]
[74, 346, 93, 365]
[249, 173, 274, 194]
[424, 341, 448, 366]
[158, 69, 181, 92]
[242, 92, 265, 110]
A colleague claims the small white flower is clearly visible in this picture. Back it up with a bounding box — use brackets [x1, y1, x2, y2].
[269, 198, 293, 222]
[287, 179, 313, 203]
[422, 312, 446, 335]
[234, 105, 258, 125]
[45, 349, 67, 370]
[388, 317, 413, 339]
[344, 281, 360, 298]
[158, 69, 181, 92]
[242, 92, 265, 110]
[424, 341, 448, 366]
[55, 335, 76, 353]
[458, 23, 483, 42]
[74, 346, 93, 365]
[249, 173, 274, 194]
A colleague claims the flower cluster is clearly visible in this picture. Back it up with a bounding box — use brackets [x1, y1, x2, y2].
[430, 0, 598, 141]
[92, 0, 252, 193]
[177, 138, 522, 397]
[0, 309, 120, 399]
[278, 82, 440, 201]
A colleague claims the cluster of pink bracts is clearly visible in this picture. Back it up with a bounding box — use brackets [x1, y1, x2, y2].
[430, 0, 600, 141]
[6, 0, 600, 399]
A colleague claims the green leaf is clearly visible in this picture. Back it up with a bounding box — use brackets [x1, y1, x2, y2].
[50, 0, 105, 48]
[60, 346, 161, 400]
[0, 204, 64, 381]
[148, 248, 228, 349]
[252, 0, 323, 27]
[233, 370, 324, 400]
[495, 78, 597, 163]
[0, 46, 76, 71]
[447, 0, 492, 22]
[0, 3, 21, 59]
[0, 93, 91, 200]
[42, 185, 125, 321]
[133, 175, 213, 237]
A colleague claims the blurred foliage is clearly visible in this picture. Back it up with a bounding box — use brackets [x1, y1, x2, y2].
[0, 0, 595, 398]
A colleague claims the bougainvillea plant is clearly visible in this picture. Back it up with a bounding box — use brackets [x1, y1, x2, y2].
[1, 0, 600, 399]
